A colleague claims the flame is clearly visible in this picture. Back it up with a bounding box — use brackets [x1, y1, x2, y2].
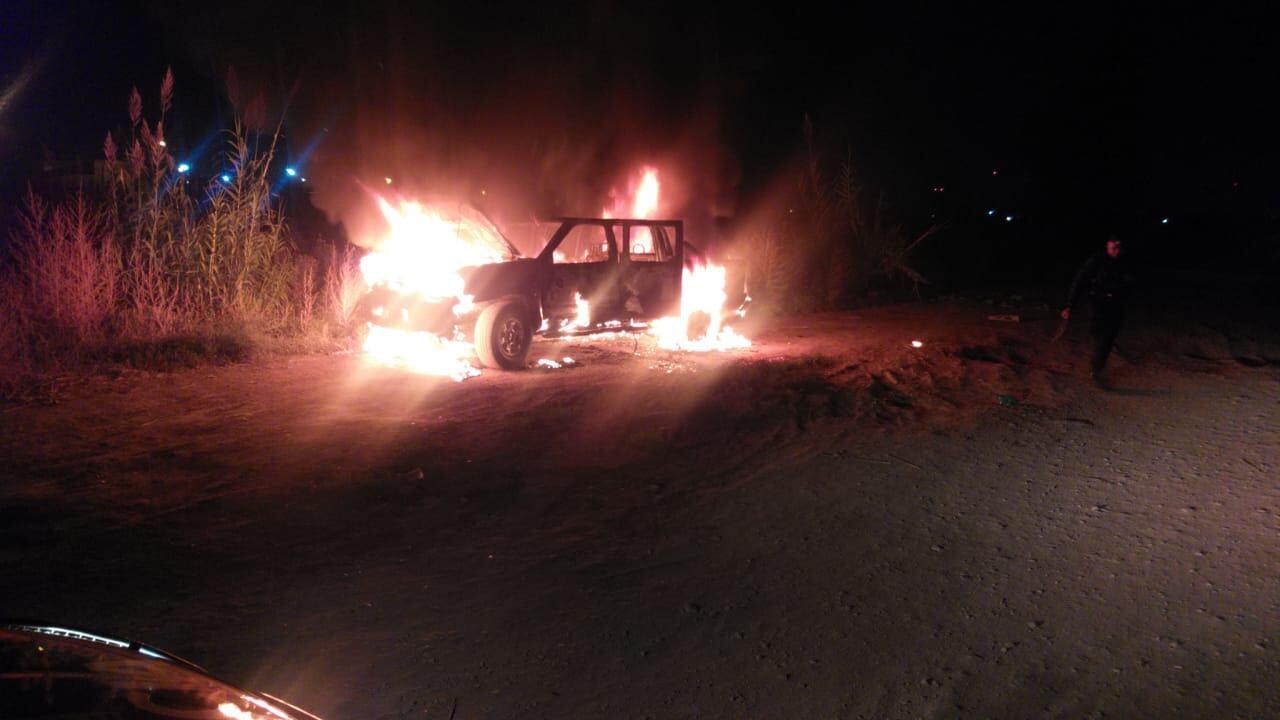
[633, 167, 659, 217]
[607, 166, 661, 253]
[536, 356, 578, 370]
[358, 198, 507, 379]
[613, 167, 749, 352]
[359, 198, 505, 301]
[604, 166, 661, 218]
[358, 168, 750, 377]
[573, 292, 590, 329]
[650, 262, 751, 352]
[363, 325, 479, 381]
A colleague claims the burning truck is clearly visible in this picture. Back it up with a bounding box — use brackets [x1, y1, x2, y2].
[355, 200, 749, 379]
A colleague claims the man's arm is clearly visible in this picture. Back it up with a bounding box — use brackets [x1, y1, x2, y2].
[1065, 255, 1099, 311]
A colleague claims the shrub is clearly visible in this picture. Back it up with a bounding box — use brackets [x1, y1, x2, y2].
[738, 117, 939, 312]
[2, 69, 347, 378]
[323, 241, 365, 331]
[1, 193, 119, 367]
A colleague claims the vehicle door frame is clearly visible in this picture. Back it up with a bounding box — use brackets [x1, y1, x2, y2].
[619, 219, 683, 320]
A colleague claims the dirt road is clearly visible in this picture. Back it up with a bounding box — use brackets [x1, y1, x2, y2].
[2, 297, 1278, 718]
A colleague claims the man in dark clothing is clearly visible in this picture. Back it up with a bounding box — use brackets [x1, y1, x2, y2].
[1061, 236, 1134, 387]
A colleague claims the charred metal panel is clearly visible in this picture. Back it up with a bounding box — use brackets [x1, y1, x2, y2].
[619, 221, 682, 319]
[543, 262, 625, 324]
[461, 259, 544, 304]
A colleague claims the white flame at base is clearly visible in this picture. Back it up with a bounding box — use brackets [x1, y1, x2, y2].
[363, 325, 479, 381]
[650, 263, 752, 352]
[650, 317, 751, 352]
[574, 292, 591, 329]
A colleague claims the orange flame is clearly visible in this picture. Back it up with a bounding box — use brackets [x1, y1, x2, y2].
[359, 198, 506, 300]
[650, 263, 751, 351]
[358, 167, 749, 378]
[573, 292, 590, 329]
[633, 167, 659, 217]
[612, 166, 661, 254]
[358, 198, 507, 380]
[613, 166, 750, 352]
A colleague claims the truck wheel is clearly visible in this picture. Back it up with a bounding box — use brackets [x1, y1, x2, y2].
[475, 300, 532, 369]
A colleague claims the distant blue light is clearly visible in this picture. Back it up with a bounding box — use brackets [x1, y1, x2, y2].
[1005, 215, 1014, 222]
[177, 163, 191, 173]
[285, 167, 298, 177]
[987, 209, 996, 216]
[220, 174, 231, 183]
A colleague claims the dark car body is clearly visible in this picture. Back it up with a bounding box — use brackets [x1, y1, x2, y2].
[0, 623, 322, 720]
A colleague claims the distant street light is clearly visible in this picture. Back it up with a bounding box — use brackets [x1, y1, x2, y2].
[285, 167, 298, 177]
[177, 163, 190, 173]
[1005, 215, 1014, 222]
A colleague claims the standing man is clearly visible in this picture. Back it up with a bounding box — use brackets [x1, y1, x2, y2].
[1061, 235, 1134, 387]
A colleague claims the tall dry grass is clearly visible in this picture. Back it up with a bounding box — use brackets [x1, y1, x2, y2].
[739, 122, 939, 313]
[1, 69, 357, 380]
[323, 241, 365, 330]
[0, 193, 120, 368]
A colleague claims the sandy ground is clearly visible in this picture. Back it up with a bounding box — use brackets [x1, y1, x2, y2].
[1, 292, 1278, 719]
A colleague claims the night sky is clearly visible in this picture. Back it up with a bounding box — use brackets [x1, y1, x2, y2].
[3, 1, 1277, 278]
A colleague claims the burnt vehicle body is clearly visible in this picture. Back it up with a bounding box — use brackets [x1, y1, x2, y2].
[362, 217, 685, 369]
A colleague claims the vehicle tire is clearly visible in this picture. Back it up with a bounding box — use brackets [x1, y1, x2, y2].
[475, 300, 533, 369]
